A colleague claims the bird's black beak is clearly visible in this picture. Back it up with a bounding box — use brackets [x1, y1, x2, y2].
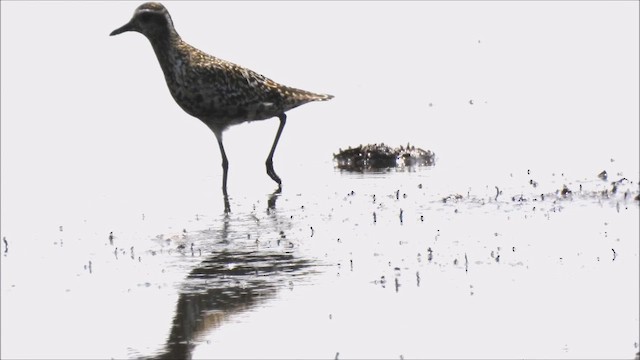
[110, 21, 135, 36]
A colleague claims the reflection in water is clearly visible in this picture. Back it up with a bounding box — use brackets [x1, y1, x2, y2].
[225, 183, 281, 213]
[267, 188, 281, 210]
[152, 197, 315, 359]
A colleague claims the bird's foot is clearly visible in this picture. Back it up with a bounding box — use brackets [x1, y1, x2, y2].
[265, 159, 282, 186]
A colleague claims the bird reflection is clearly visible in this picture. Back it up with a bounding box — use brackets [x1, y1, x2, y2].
[268, 187, 282, 210]
[152, 196, 313, 359]
[224, 183, 281, 213]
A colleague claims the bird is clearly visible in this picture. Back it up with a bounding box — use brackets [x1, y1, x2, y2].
[110, 2, 333, 212]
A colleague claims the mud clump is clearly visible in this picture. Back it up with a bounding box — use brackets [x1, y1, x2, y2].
[333, 143, 435, 171]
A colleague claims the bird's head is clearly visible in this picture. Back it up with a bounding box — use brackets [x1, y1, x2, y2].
[110, 2, 176, 40]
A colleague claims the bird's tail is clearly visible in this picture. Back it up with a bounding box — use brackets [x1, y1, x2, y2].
[282, 87, 334, 112]
[308, 92, 334, 101]
[290, 88, 334, 102]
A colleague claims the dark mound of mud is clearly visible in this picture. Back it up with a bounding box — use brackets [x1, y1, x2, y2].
[333, 143, 435, 171]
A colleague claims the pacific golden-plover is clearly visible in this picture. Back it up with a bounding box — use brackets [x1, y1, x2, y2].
[110, 2, 333, 211]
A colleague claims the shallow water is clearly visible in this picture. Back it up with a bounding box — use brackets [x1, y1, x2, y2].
[2, 160, 639, 359]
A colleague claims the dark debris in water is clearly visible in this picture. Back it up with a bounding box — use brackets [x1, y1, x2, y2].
[442, 194, 464, 203]
[439, 172, 639, 207]
[333, 143, 435, 171]
[598, 170, 608, 181]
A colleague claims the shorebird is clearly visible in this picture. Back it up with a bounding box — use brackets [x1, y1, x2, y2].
[110, 2, 333, 211]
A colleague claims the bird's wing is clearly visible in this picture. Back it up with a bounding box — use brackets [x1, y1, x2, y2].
[190, 57, 282, 108]
[185, 49, 332, 119]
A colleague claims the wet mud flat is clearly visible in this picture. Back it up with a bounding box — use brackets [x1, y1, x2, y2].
[1, 166, 639, 359]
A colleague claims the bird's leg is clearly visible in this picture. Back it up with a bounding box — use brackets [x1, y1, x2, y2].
[266, 113, 287, 189]
[213, 129, 231, 213]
